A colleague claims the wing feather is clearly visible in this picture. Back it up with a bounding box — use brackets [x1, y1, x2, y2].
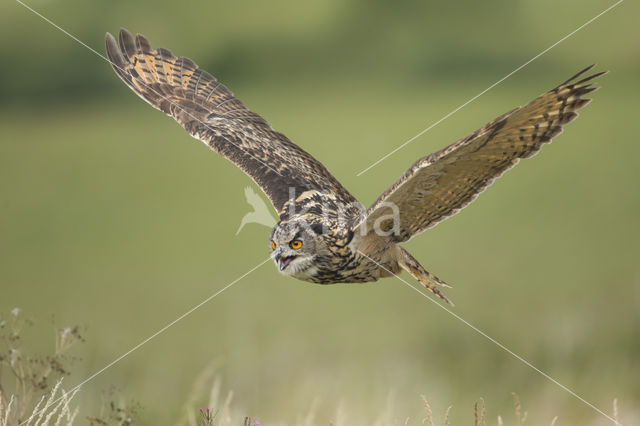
[353, 65, 606, 242]
[105, 28, 357, 214]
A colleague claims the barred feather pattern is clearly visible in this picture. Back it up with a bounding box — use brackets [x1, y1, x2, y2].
[105, 28, 357, 213]
[354, 65, 606, 242]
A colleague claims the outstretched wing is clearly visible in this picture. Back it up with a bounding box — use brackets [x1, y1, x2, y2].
[105, 28, 357, 214]
[353, 66, 605, 242]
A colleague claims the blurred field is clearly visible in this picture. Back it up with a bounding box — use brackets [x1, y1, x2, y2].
[1, 0, 639, 424]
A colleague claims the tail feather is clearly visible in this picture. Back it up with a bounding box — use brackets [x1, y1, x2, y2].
[398, 248, 453, 306]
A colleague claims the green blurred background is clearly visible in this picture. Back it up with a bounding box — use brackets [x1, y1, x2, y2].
[1, 0, 639, 424]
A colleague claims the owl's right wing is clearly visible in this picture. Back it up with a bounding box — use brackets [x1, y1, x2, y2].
[106, 29, 357, 214]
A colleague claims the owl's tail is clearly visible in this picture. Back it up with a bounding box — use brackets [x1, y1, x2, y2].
[398, 247, 453, 306]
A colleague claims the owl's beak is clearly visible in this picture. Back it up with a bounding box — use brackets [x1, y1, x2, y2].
[274, 248, 295, 271]
[274, 248, 287, 271]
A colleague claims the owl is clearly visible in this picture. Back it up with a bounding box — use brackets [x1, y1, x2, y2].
[106, 28, 604, 305]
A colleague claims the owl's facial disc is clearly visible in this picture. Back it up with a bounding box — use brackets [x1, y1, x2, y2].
[270, 222, 317, 276]
[272, 244, 312, 274]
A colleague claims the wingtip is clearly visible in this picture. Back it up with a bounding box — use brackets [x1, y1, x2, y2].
[119, 27, 133, 38]
[134, 32, 153, 54]
[562, 64, 608, 87]
[105, 32, 117, 49]
[105, 29, 131, 82]
[105, 32, 120, 62]
[574, 69, 608, 87]
[439, 293, 454, 306]
[118, 27, 136, 58]
[582, 64, 610, 77]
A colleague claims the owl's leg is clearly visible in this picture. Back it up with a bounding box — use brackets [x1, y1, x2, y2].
[398, 247, 453, 306]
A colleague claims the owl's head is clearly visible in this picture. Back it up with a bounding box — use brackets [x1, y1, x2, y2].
[269, 220, 323, 276]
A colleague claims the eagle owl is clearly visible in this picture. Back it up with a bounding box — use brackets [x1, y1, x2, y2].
[106, 29, 604, 305]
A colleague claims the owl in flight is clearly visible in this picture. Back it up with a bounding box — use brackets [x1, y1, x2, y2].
[106, 29, 604, 305]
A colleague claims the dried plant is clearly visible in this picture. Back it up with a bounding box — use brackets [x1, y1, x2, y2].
[1, 309, 627, 425]
[420, 395, 434, 426]
[85, 387, 140, 426]
[0, 310, 137, 426]
[512, 392, 528, 425]
[0, 309, 83, 425]
[473, 398, 486, 426]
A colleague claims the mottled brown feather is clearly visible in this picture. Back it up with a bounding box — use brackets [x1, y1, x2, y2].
[353, 65, 606, 242]
[105, 28, 357, 213]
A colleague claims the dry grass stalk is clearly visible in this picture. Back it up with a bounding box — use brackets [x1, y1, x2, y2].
[420, 395, 434, 426]
[474, 398, 486, 426]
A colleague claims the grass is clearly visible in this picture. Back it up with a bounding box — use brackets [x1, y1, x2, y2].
[1, 379, 79, 426]
[0, 310, 139, 426]
[0, 310, 626, 426]
[0, 309, 82, 425]
[0, 310, 140, 426]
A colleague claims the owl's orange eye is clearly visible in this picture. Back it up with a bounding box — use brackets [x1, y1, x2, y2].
[290, 240, 302, 250]
[270, 241, 276, 250]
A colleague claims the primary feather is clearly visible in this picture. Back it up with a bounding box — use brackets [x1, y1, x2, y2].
[353, 65, 606, 242]
[105, 28, 356, 213]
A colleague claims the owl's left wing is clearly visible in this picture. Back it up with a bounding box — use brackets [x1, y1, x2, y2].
[352, 66, 605, 242]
